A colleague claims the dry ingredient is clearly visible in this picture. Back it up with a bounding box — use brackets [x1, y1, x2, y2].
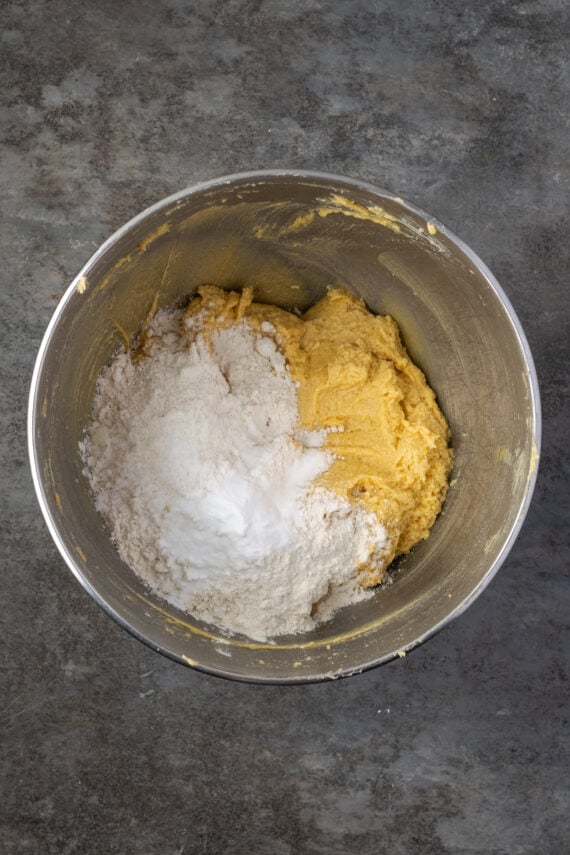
[81, 301, 389, 640]
[81, 285, 452, 641]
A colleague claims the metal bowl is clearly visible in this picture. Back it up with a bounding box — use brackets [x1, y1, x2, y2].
[28, 171, 540, 683]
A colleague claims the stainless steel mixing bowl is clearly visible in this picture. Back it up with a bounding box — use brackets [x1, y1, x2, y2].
[28, 170, 540, 682]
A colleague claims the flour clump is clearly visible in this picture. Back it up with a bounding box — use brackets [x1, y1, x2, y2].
[81, 295, 390, 641]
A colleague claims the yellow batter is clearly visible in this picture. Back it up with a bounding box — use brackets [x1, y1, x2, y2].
[181, 285, 452, 587]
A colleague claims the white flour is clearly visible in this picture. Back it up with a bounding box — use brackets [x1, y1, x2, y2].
[81, 309, 389, 641]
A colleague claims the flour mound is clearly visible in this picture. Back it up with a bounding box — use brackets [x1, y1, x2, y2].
[81, 310, 389, 641]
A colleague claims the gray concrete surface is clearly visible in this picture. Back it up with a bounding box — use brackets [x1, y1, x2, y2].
[2, 0, 569, 852]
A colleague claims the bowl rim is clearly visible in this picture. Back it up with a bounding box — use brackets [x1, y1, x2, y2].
[27, 169, 542, 683]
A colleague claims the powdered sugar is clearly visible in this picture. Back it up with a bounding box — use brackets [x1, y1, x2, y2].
[81, 308, 389, 641]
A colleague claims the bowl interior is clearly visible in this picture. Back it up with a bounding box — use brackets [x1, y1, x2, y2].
[29, 173, 539, 682]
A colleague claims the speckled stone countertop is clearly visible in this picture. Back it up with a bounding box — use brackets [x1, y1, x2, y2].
[2, 1, 568, 852]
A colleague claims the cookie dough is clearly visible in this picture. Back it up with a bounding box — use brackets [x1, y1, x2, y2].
[182, 285, 452, 586]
